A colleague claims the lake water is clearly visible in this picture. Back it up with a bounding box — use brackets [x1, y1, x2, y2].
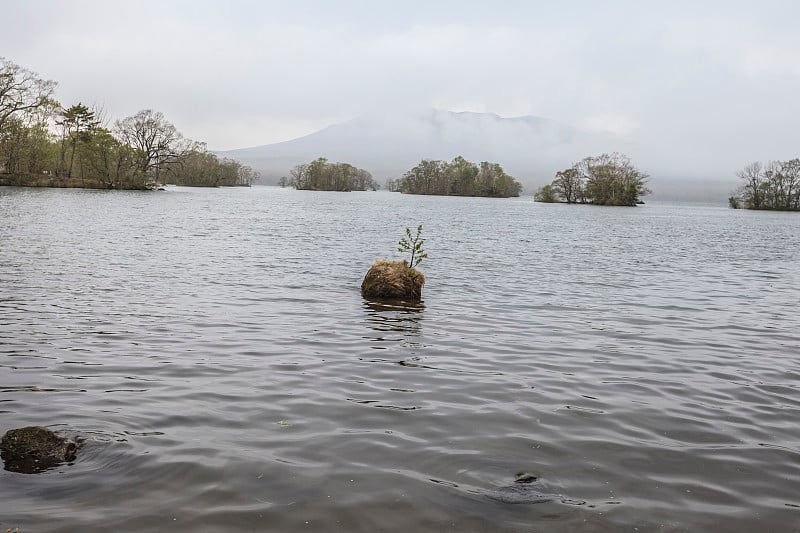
[1, 186, 799, 532]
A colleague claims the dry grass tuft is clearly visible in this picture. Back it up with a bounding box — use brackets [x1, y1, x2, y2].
[361, 259, 425, 301]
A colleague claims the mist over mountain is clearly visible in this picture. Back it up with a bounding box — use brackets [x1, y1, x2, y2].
[217, 109, 736, 202]
[219, 109, 618, 179]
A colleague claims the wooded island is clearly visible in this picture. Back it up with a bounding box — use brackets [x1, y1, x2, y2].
[533, 153, 650, 206]
[284, 157, 378, 191]
[388, 157, 523, 198]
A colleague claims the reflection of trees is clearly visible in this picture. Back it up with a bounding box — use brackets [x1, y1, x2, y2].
[362, 299, 424, 343]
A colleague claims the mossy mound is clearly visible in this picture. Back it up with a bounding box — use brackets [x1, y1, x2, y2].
[1, 426, 78, 474]
[361, 259, 425, 301]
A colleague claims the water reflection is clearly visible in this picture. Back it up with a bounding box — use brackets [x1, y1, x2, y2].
[362, 298, 424, 334]
[363, 298, 425, 315]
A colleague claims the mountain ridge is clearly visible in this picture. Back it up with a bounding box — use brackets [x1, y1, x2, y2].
[215, 109, 626, 186]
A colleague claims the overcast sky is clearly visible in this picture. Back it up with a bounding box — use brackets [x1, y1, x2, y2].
[3, 0, 799, 177]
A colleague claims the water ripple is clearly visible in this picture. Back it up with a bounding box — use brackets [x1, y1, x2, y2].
[1, 188, 799, 532]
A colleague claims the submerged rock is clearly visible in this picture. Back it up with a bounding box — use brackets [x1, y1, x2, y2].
[0, 426, 78, 474]
[361, 259, 425, 301]
[484, 473, 564, 504]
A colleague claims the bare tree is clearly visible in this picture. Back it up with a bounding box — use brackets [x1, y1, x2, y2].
[114, 109, 190, 183]
[237, 164, 257, 186]
[0, 57, 57, 134]
[780, 159, 800, 210]
[553, 167, 583, 203]
[736, 161, 764, 210]
[732, 159, 800, 210]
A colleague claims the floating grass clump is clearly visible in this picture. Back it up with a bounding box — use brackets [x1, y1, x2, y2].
[362, 225, 428, 302]
[361, 259, 425, 301]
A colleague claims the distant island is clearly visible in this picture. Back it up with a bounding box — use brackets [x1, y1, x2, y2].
[728, 159, 800, 211]
[386, 156, 523, 198]
[0, 57, 257, 190]
[280, 155, 523, 198]
[534, 153, 650, 207]
[282, 157, 377, 191]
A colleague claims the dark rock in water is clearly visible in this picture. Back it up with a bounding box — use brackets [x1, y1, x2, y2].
[0, 426, 78, 474]
[484, 473, 562, 504]
[513, 472, 538, 483]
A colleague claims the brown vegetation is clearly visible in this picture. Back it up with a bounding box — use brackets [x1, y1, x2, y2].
[361, 259, 425, 301]
[0, 173, 132, 189]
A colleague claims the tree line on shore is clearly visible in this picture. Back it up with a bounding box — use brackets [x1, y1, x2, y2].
[729, 159, 800, 211]
[0, 57, 257, 189]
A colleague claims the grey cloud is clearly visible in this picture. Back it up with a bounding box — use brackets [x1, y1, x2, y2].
[1, 0, 799, 180]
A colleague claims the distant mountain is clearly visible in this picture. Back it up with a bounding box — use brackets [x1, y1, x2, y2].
[216, 109, 628, 189]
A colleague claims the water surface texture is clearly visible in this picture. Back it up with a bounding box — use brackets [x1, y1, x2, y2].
[1, 186, 799, 532]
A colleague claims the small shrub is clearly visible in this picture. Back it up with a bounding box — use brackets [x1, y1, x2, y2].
[397, 224, 428, 267]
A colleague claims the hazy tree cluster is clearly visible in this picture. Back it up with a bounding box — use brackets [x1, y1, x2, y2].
[289, 157, 377, 191]
[166, 144, 257, 187]
[0, 57, 255, 189]
[535, 153, 649, 206]
[729, 160, 800, 211]
[393, 156, 522, 197]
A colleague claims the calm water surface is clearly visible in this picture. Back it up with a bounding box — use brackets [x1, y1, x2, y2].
[0, 186, 799, 532]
